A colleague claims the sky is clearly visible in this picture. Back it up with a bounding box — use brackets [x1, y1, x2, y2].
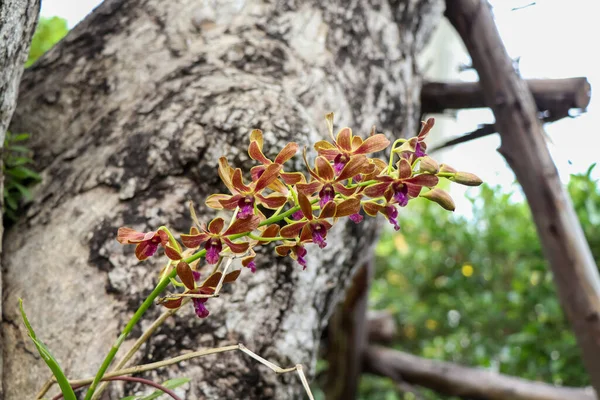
[40, 0, 599, 197]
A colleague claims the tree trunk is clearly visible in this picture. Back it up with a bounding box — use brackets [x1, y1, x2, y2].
[0, 0, 40, 397]
[3, 0, 442, 398]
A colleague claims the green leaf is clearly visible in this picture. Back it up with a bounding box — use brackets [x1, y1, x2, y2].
[139, 377, 190, 400]
[26, 17, 69, 66]
[7, 145, 33, 154]
[10, 133, 31, 142]
[13, 182, 33, 201]
[5, 157, 34, 167]
[5, 194, 18, 210]
[19, 299, 77, 400]
[6, 166, 41, 180]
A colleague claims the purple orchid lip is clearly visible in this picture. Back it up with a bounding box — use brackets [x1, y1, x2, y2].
[296, 246, 308, 269]
[415, 142, 426, 158]
[349, 213, 363, 224]
[205, 239, 222, 264]
[311, 224, 327, 249]
[385, 205, 400, 231]
[318, 184, 335, 208]
[237, 196, 255, 219]
[193, 298, 210, 318]
[333, 154, 349, 175]
[392, 183, 409, 207]
[246, 260, 257, 273]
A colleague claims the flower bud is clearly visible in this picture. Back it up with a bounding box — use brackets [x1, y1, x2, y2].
[451, 172, 483, 187]
[439, 163, 457, 173]
[393, 137, 417, 153]
[419, 156, 439, 174]
[420, 188, 455, 211]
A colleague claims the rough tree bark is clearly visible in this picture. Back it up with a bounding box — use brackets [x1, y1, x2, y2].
[3, 0, 443, 398]
[0, 1, 40, 397]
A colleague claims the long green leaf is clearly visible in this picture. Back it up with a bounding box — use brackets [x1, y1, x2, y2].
[118, 378, 190, 400]
[140, 377, 190, 400]
[19, 299, 77, 400]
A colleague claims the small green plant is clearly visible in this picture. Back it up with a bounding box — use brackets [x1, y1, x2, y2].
[3, 132, 41, 222]
[26, 16, 69, 67]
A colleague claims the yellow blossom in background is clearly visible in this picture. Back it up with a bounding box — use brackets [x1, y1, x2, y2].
[425, 319, 438, 331]
[404, 324, 416, 339]
[386, 271, 405, 287]
[393, 233, 409, 254]
[462, 264, 474, 277]
[530, 270, 541, 286]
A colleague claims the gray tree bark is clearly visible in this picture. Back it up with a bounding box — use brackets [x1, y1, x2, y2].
[3, 0, 442, 398]
[0, 0, 40, 397]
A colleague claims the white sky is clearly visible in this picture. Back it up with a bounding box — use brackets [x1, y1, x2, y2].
[41, 0, 599, 192]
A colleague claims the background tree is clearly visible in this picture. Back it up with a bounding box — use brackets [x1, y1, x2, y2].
[2, 0, 443, 398]
[0, 1, 39, 397]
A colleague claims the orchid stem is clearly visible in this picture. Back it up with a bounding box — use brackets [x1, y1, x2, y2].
[84, 204, 307, 399]
[76, 344, 314, 400]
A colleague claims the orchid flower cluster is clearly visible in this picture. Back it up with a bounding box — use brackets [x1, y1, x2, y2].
[117, 114, 482, 319]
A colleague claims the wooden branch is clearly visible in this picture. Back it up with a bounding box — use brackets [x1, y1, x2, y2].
[421, 78, 591, 114]
[445, 0, 600, 396]
[324, 261, 373, 399]
[364, 345, 597, 400]
[366, 310, 398, 344]
[430, 106, 569, 152]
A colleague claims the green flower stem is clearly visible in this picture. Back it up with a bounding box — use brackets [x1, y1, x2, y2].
[85, 200, 314, 399]
[388, 138, 406, 171]
[158, 226, 181, 253]
[348, 179, 377, 188]
[247, 233, 286, 242]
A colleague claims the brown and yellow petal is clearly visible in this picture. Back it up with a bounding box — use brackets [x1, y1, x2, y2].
[222, 238, 250, 253]
[298, 192, 314, 220]
[418, 118, 435, 139]
[397, 158, 412, 179]
[116, 227, 146, 244]
[405, 174, 439, 188]
[335, 197, 361, 217]
[206, 193, 234, 209]
[319, 201, 337, 219]
[254, 163, 282, 192]
[281, 171, 305, 185]
[281, 221, 308, 238]
[336, 127, 353, 151]
[223, 214, 261, 235]
[314, 140, 340, 160]
[177, 261, 196, 290]
[355, 134, 390, 155]
[232, 169, 252, 193]
[296, 181, 324, 197]
[315, 156, 335, 181]
[337, 155, 368, 181]
[362, 201, 384, 217]
[256, 193, 288, 209]
[333, 182, 358, 197]
[364, 181, 392, 198]
[218, 157, 236, 193]
[274, 142, 299, 164]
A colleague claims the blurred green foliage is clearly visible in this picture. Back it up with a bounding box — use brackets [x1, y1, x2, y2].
[4, 16, 68, 221]
[26, 16, 68, 67]
[3, 132, 41, 222]
[361, 165, 599, 399]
